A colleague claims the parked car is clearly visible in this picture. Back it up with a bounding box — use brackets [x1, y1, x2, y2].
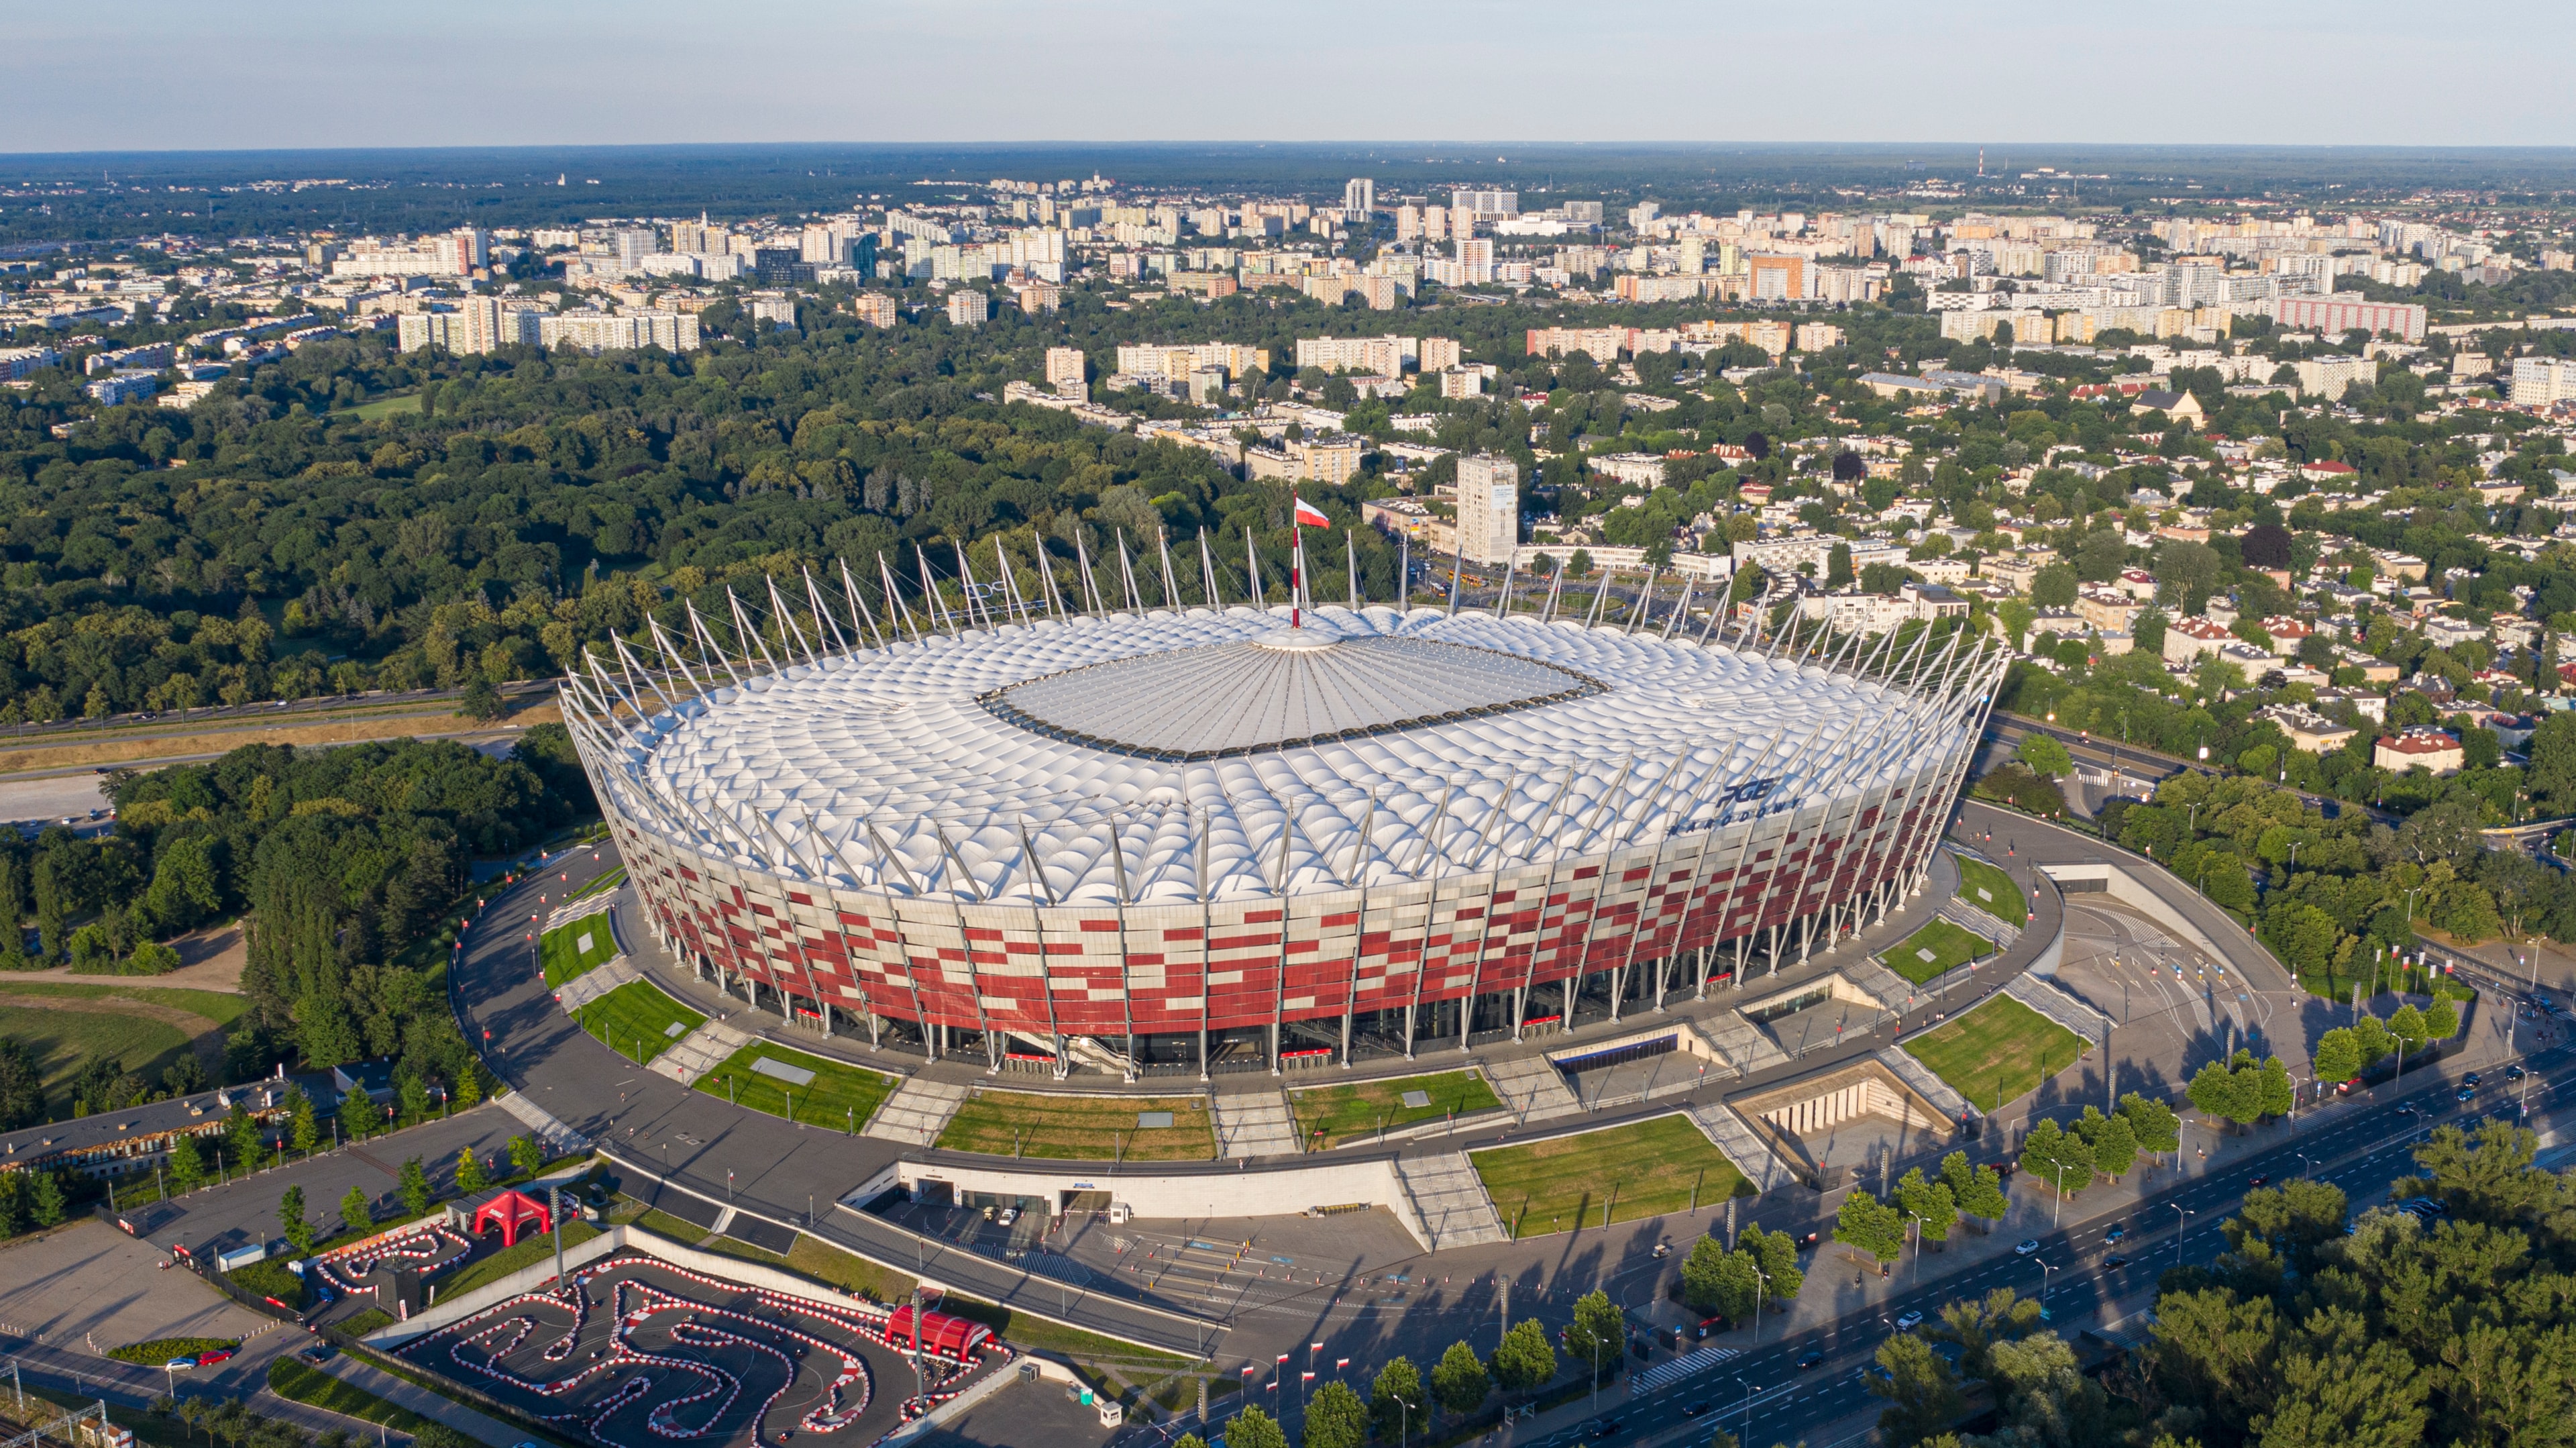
[297, 1345, 337, 1365]
[196, 1347, 235, 1365]
[162, 1355, 197, 1370]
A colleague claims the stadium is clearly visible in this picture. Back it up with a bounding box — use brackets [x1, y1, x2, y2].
[559, 552, 2003, 1078]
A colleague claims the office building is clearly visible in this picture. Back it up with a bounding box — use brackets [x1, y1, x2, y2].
[1454, 454, 1519, 566]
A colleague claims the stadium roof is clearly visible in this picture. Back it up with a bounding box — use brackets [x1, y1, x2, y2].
[597, 605, 1958, 906]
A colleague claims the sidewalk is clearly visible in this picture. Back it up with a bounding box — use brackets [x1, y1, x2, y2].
[323, 1351, 524, 1448]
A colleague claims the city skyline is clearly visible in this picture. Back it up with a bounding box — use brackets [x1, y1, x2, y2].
[7, 0, 2576, 154]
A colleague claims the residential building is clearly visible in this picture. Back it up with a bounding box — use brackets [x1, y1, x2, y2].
[83, 371, 158, 405]
[1295, 335, 1414, 377]
[1419, 337, 1462, 372]
[0, 346, 62, 380]
[1115, 342, 1269, 381]
[1044, 347, 1087, 398]
[1793, 323, 1845, 352]
[2255, 705, 2359, 754]
[1454, 454, 1520, 566]
[945, 291, 989, 327]
[2161, 617, 2237, 665]
[851, 293, 898, 328]
[2374, 727, 2464, 776]
[1343, 178, 1375, 217]
[2512, 356, 2576, 406]
[2271, 295, 2428, 343]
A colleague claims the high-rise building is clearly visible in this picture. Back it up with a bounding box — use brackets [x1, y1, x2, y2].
[612, 228, 661, 269]
[2511, 356, 2576, 406]
[2271, 295, 2426, 343]
[1454, 455, 1519, 566]
[1451, 189, 1517, 217]
[851, 293, 898, 328]
[1418, 337, 1461, 372]
[1419, 206, 1450, 243]
[1044, 346, 1087, 397]
[1456, 238, 1495, 285]
[1344, 178, 1375, 218]
[946, 290, 989, 327]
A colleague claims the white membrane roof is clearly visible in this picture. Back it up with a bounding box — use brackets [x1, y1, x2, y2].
[608, 605, 1958, 904]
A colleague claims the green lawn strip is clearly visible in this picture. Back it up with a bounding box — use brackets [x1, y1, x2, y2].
[1952, 856, 2027, 923]
[629, 1206, 714, 1242]
[265, 1357, 447, 1436]
[226, 1257, 307, 1308]
[0, 1004, 195, 1120]
[1287, 1069, 1503, 1149]
[432, 1219, 603, 1300]
[0, 981, 248, 1026]
[570, 865, 628, 901]
[1470, 1115, 1750, 1240]
[936, 1090, 1216, 1161]
[540, 915, 623, 987]
[333, 392, 422, 421]
[1900, 996, 2088, 1113]
[1886, 919, 1997, 986]
[939, 1295, 1203, 1368]
[109, 1335, 238, 1364]
[572, 979, 703, 1064]
[700, 1236, 790, 1269]
[334, 1308, 395, 1336]
[691, 1041, 898, 1132]
[782, 1235, 916, 1303]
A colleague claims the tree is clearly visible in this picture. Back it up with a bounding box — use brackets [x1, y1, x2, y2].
[2241, 522, 2294, 570]
[1430, 1340, 1489, 1416]
[340, 1185, 373, 1235]
[1566, 1290, 1626, 1394]
[1490, 1319, 1556, 1394]
[339, 1088, 381, 1141]
[1368, 1357, 1422, 1441]
[1939, 1149, 2009, 1221]
[459, 677, 506, 723]
[455, 1147, 487, 1196]
[2390, 1002, 2428, 1055]
[1835, 1190, 1909, 1265]
[1226, 1408, 1287, 1448]
[168, 1132, 205, 1194]
[398, 1157, 431, 1219]
[1740, 1225, 1805, 1302]
[2019, 1118, 2092, 1198]
[507, 1133, 543, 1178]
[2257, 1055, 2296, 1118]
[278, 1185, 314, 1258]
[2312, 1027, 2362, 1088]
[2077, 1106, 2139, 1180]
[1174, 1438, 1207, 1448]
[287, 1087, 317, 1157]
[226, 1104, 262, 1172]
[1303, 1381, 1366, 1448]
[1680, 1236, 1736, 1312]
[30, 1172, 63, 1229]
[2117, 1092, 2182, 1163]
[1827, 541, 1856, 589]
[2030, 564, 2078, 609]
[1926, 1288, 2043, 1388]
[2017, 733, 2073, 779]
[1870, 1332, 1966, 1447]
[2425, 994, 2459, 1041]
[2188, 1057, 2259, 1129]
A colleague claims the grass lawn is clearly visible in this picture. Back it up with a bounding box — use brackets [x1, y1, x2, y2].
[266, 1357, 444, 1436]
[0, 980, 248, 1026]
[334, 392, 421, 421]
[630, 1206, 714, 1242]
[541, 915, 623, 987]
[936, 1090, 1216, 1161]
[0, 1004, 196, 1120]
[1953, 855, 2027, 923]
[433, 1219, 602, 1300]
[335, 1308, 395, 1337]
[1287, 1069, 1502, 1149]
[941, 1294, 1203, 1367]
[574, 980, 704, 1064]
[783, 1234, 916, 1303]
[692, 1041, 898, 1133]
[570, 865, 628, 901]
[1885, 919, 1996, 986]
[1470, 1115, 1750, 1239]
[1901, 996, 2088, 1113]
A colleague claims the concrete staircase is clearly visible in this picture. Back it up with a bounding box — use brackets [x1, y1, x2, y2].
[1393, 1153, 1511, 1249]
[1939, 896, 2023, 947]
[863, 1078, 971, 1146]
[1876, 1045, 1976, 1125]
[555, 955, 637, 1011]
[1692, 1012, 1791, 1076]
[1685, 1102, 1797, 1194]
[1212, 1091, 1300, 1158]
[2005, 973, 2113, 1039]
[1838, 956, 1918, 1015]
[1483, 1056, 1583, 1125]
[547, 890, 619, 931]
[648, 1015, 754, 1085]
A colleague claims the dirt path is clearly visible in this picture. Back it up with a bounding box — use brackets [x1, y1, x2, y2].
[0, 989, 229, 1076]
[11, 925, 249, 992]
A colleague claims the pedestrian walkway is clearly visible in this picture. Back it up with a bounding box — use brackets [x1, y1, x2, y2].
[1484, 1055, 1583, 1125]
[1212, 1091, 1300, 1158]
[1839, 955, 1919, 1015]
[1941, 895, 2024, 947]
[1695, 1011, 1792, 1076]
[2006, 972, 2113, 1039]
[1686, 1101, 1797, 1194]
[553, 953, 637, 1011]
[1629, 1343, 1743, 1395]
[321, 1352, 521, 1448]
[1876, 1046, 1975, 1125]
[648, 1015, 753, 1085]
[545, 890, 617, 931]
[496, 1090, 590, 1155]
[865, 1078, 971, 1146]
[1391, 1153, 1510, 1249]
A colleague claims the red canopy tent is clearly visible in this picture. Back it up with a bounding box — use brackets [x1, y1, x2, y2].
[472, 1188, 553, 1247]
[883, 1305, 991, 1361]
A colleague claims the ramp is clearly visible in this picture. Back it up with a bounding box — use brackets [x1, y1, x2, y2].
[2004, 972, 2113, 1039]
[1483, 1055, 1583, 1125]
[1212, 1091, 1300, 1158]
[555, 955, 638, 1011]
[496, 1092, 591, 1155]
[1684, 1102, 1796, 1195]
[648, 1015, 754, 1085]
[1393, 1153, 1510, 1249]
[1693, 1011, 1791, 1076]
[1874, 1046, 1976, 1125]
[864, 1078, 971, 1146]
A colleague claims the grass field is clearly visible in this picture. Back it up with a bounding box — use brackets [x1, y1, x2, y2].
[1287, 1069, 1503, 1149]
[0, 1004, 197, 1119]
[1953, 856, 2027, 923]
[334, 392, 422, 421]
[574, 980, 704, 1064]
[692, 1041, 898, 1133]
[1470, 1115, 1750, 1239]
[936, 1090, 1216, 1161]
[941, 1294, 1202, 1367]
[1885, 919, 1996, 985]
[434, 1219, 602, 1300]
[1901, 996, 2087, 1113]
[541, 915, 622, 986]
[266, 1356, 441, 1435]
[570, 865, 628, 901]
[0, 981, 248, 1025]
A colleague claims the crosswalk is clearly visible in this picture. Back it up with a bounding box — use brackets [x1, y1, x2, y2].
[1630, 1343, 1743, 1394]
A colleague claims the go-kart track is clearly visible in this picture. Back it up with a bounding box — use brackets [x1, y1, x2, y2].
[390, 1251, 1004, 1448]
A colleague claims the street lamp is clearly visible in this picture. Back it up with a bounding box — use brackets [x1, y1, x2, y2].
[2035, 1259, 2057, 1302]
[2170, 1203, 2196, 1274]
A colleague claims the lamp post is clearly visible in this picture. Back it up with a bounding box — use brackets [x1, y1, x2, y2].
[2170, 1202, 2196, 1274]
[2036, 1258, 2057, 1302]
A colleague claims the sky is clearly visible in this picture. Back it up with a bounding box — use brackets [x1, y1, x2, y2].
[7, 0, 2575, 154]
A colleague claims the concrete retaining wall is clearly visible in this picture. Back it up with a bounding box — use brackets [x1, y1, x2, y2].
[867, 1156, 1434, 1251]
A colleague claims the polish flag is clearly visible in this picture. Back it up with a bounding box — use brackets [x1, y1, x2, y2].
[1336, 1358, 1350, 1369]
[1292, 497, 1330, 529]
[1277, 1354, 1290, 1364]
[1301, 1372, 1316, 1382]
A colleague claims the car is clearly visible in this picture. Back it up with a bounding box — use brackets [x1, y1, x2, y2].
[2506, 1065, 2526, 1081]
[2248, 1174, 2270, 1188]
[2464, 1072, 2482, 1088]
[2457, 1086, 2477, 1103]
[162, 1355, 197, 1370]
[196, 1347, 235, 1365]
[1895, 1310, 1925, 1331]
[297, 1345, 337, 1365]
[2104, 1253, 2129, 1270]
[2337, 1077, 2361, 1094]
[2104, 1224, 2127, 1244]
[2015, 1239, 2041, 1255]
[2395, 1104, 2418, 1118]
[1682, 1402, 1711, 1418]
[1796, 1348, 1826, 1370]
[1583, 1418, 1624, 1439]
[1697, 1317, 1724, 1339]
[1652, 1241, 1671, 1259]
[996, 1207, 1018, 1226]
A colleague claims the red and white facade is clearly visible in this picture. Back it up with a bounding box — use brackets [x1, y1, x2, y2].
[562, 572, 2000, 1075]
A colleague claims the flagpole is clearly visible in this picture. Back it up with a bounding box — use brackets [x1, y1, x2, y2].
[1293, 519, 1303, 629]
